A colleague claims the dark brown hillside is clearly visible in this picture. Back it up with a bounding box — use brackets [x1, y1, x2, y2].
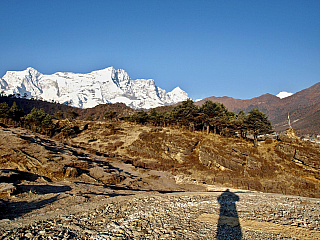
[284, 82, 320, 106]
[0, 97, 134, 121]
[196, 94, 281, 114]
[196, 82, 320, 135]
[79, 102, 134, 120]
[0, 96, 73, 115]
[282, 102, 320, 134]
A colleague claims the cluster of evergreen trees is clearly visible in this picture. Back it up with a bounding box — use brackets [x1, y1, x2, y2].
[0, 102, 56, 135]
[0, 102, 25, 123]
[127, 99, 273, 143]
[0, 102, 85, 137]
[0, 99, 273, 145]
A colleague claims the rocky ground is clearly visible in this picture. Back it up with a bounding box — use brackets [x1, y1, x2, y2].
[0, 123, 320, 239]
[1, 190, 320, 239]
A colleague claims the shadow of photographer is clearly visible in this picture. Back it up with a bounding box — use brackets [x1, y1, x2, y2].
[216, 189, 242, 239]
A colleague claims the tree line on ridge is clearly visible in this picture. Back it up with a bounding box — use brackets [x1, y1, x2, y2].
[125, 99, 273, 145]
[0, 98, 273, 146]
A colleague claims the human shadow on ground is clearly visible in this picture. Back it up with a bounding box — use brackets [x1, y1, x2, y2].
[0, 169, 42, 183]
[0, 195, 61, 220]
[216, 189, 242, 240]
[0, 183, 71, 220]
[17, 184, 72, 195]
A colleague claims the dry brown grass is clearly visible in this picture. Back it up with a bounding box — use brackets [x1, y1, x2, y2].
[48, 120, 320, 198]
[123, 124, 320, 197]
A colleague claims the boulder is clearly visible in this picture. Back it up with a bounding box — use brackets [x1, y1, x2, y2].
[89, 167, 125, 184]
[42, 162, 66, 180]
[64, 167, 79, 178]
[0, 182, 16, 198]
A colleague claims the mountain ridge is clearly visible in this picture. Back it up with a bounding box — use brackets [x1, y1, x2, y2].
[195, 82, 320, 134]
[0, 67, 188, 109]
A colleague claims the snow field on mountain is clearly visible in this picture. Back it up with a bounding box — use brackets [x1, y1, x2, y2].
[0, 67, 188, 109]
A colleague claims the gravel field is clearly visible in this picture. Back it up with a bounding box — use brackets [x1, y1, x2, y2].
[1, 190, 319, 239]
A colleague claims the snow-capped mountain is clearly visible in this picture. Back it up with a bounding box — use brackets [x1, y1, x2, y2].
[0, 67, 188, 109]
[276, 91, 293, 99]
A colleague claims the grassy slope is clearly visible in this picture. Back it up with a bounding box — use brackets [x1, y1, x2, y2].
[69, 121, 320, 198]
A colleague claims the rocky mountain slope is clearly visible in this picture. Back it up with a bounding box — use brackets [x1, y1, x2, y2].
[1, 120, 318, 199]
[196, 82, 320, 134]
[0, 67, 188, 109]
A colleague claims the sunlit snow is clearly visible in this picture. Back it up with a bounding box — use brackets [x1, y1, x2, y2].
[0, 67, 188, 109]
[276, 91, 293, 99]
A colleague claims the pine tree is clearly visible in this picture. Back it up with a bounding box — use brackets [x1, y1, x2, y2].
[245, 108, 273, 146]
[0, 102, 10, 120]
[200, 101, 229, 134]
[234, 110, 247, 138]
[130, 110, 149, 124]
[171, 99, 199, 128]
[8, 102, 25, 122]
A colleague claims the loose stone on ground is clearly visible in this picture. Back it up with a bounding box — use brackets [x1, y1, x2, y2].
[1, 191, 319, 239]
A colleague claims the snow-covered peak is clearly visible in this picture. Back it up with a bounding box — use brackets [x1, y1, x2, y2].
[0, 67, 188, 109]
[168, 86, 188, 103]
[4, 67, 40, 79]
[26, 67, 39, 73]
[276, 91, 293, 99]
[171, 86, 183, 93]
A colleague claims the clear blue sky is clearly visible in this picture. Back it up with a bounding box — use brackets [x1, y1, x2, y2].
[1, 0, 319, 100]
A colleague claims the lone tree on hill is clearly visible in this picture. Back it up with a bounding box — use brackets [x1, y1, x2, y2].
[24, 108, 56, 135]
[245, 108, 273, 147]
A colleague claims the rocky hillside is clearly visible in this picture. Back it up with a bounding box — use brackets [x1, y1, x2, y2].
[2, 119, 315, 198]
[1, 191, 319, 239]
[120, 125, 320, 198]
[0, 122, 319, 239]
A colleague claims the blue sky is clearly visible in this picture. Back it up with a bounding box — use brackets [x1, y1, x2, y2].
[0, 0, 319, 100]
